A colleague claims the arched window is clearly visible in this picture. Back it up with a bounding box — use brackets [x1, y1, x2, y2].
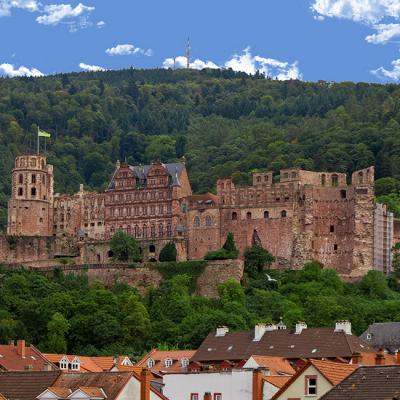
[332, 174, 338, 187]
[181, 358, 189, 368]
[340, 190, 347, 199]
[321, 174, 326, 186]
[358, 171, 364, 184]
[256, 176, 261, 183]
[167, 224, 172, 237]
[281, 210, 287, 218]
[31, 174, 36, 184]
[205, 215, 212, 226]
[164, 358, 173, 368]
[147, 358, 155, 368]
[246, 212, 252, 220]
[194, 216, 200, 227]
[151, 225, 156, 238]
[149, 244, 156, 253]
[143, 225, 148, 238]
[159, 224, 163, 237]
[18, 174, 23, 184]
[264, 210, 269, 219]
[134, 225, 140, 238]
[59, 357, 68, 370]
[70, 357, 80, 371]
[110, 226, 115, 234]
[31, 187, 36, 197]
[232, 212, 237, 221]
[18, 187, 23, 196]
[291, 171, 297, 178]
[127, 225, 131, 235]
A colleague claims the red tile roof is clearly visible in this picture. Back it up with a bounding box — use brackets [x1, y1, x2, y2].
[76, 387, 105, 398]
[0, 343, 51, 372]
[263, 375, 291, 389]
[46, 387, 72, 397]
[250, 355, 295, 375]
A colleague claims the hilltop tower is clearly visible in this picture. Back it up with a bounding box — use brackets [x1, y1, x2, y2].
[7, 155, 54, 236]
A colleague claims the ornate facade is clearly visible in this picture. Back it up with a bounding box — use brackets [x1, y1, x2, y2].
[5, 155, 395, 277]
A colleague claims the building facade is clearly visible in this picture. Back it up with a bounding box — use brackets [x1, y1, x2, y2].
[5, 154, 395, 277]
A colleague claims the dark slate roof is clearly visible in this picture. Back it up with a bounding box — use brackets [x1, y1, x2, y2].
[191, 328, 375, 362]
[321, 365, 400, 400]
[0, 371, 60, 400]
[107, 163, 185, 190]
[53, 372, 132, 400]
[360, 322, 400, 353]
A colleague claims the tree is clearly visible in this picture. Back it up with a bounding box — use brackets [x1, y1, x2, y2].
[392, 243, 400, 280]
[244, 244, 275, 278]
[46, 312, 70, 353]
[110, 230, 142, 262]
[159, 242, 177, 262]
[205, 232, 239, 260]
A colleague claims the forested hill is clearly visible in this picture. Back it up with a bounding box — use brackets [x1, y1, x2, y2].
[1, 68, 400, 227]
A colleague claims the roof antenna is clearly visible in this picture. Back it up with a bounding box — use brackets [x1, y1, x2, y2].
[186, 37, 190, 69]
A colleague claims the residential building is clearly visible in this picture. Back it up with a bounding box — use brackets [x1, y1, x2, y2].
[360, 322, 400, 353]
[271, 360, 358, 400]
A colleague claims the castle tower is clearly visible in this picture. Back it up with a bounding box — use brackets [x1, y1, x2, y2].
[7, 155, 54, 236]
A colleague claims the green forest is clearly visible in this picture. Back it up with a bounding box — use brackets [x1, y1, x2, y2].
[1, 262, 400, 357]
[2, 68, 400, 228]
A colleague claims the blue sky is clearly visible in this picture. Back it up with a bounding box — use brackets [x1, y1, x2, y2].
[1, 0, 400, 82]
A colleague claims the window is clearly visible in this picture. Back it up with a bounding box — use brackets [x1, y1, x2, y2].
[190, 394, 199, 400]
[134, 225, 140, 238]
[151, 225, 156, 238]
[205, 215, 212, 226]
[149, 244, 156, 253]
[127, 225, 131, 235]
[246, 212, 252, 220]
[181, 358, 189, 367]
[31, 187, 36, 197]
[305, 376, 317, 395]
[214, 394, 222, 400]
[256, 176, 261, 183]
[70, 357, 80, 371]
[330, 225, 335, 233]
[18, 174, 23, 184]
[332, 174, 338, 187]
[358, 171, 364, 184]
[159, 224, 163, 237]
[59, 357, 68, 370]
[281, 210, 287, 218]
[264, 211, 269, 219]
[18, 187, 23, 196]
[147, 358, 155, 368]
[291, 171, 297, 178]
[31, 174, 36, 184]
[340, 189, 347, 199]
[164, 358, 173, 368]
[194, 216, 200, 227]
[321, 174, 326, 186]
[284, 172, 289, 179]
[143, 225, 148, 238]
[334, 244, 338, 251]
[366, 333, 372, 340]
[167, 224, 172, 237]
[232, 212, 237, 220]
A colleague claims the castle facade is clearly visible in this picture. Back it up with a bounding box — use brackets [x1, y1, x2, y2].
[5, 154, 394, 277]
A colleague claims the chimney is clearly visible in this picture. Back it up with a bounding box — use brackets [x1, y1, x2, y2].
[8, 340, 14, 346]
[140, 368, 151, 400]
[295, 321, 307, 335]
[375, 349, 385, 366]
[216, 326, 229, 337]
[252, 369, 264, 400]
[17, 340, 25, 358]
[396, 351, 400, 365]
[204, 393, 212, 400]
[352, 352, 362, 365]
[254, 324, 266, 342]
[334, 320, 352, 335]
[42, 363, 53, 371]
[264, 324, 277, 332]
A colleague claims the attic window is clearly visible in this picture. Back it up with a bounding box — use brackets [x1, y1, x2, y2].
[366, 333, 372, 340]
[181, 358, 189, 367]
[164, 358, 173, 368]
[60, 358, 68, 369]
[312, 349, 317, 353]
[147, 358, 155, 368]
[70, 358, 80, 371]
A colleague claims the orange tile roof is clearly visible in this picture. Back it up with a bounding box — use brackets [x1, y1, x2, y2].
[310, 359, 358, 386]
[357, 352, 398, 366]
[42, 354, 103, 373]
[0, 344, 49, 371]
[263, 375, 291, 389]
[136, 349, 196, 375]
[250, 355, 295, 375]
[90, 356, 128, 371]
[78, 387, 105, 398]
[47, 387, 71, 397]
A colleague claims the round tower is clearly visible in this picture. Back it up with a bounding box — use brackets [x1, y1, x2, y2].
[7, 155, 54, 236]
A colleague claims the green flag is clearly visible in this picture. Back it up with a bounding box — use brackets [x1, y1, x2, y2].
[38, 129, 51, 138]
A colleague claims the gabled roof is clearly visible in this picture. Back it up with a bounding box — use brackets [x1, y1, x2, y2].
[360, 322, 400, 353]
[263, 375, 291, 389]
[40, 387, 71, 398]
[0, 371, 61, 400]
[246, 355, 295, 375]
[271, 360, 357, 400]
[191, 328, 374, 362]
[0, 343, 50, 371]
[321, 365, 400, 400]
[136, 349, 195, 375]
[70, 387, 105, 399]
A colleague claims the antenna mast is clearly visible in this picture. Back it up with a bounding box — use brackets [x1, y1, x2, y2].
[186, 37, 190, 69]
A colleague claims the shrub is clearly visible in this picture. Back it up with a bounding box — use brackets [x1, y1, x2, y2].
[110, 230, 142, 262]
[159, 242, 177, 262]
[205, 232, 239, 260]
[244, 244, 275, 278]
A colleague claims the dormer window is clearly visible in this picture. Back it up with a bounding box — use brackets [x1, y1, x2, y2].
[59, 356, 69, 370]
[71, 357, 80, 371]
[366, 333, 372, 340]
[181, 358, 189, 368]
[164, 358, 173, 368]
[147, 358, 155, 368]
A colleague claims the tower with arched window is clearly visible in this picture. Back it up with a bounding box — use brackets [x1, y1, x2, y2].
[7, 155, 54, 236]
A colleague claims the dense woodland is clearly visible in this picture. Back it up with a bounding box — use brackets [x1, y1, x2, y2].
[1, 262, 400, 357]
[1, 69, 400, 228]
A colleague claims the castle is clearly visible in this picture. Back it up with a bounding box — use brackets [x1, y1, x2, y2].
[4, 154, 395, 278]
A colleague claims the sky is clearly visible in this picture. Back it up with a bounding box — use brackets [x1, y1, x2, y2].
[1, 0, 400, 82]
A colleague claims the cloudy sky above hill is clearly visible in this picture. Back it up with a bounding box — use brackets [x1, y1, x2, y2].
[0, 0, 400, 82]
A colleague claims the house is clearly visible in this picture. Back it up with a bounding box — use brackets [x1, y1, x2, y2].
[135, 349, 196, 375]
[41, 354, 133, 372]
[320, 365, 400, 399]
[360, 322, 400, 353]
[0, 340, 54, 371]
[191, 321, 375, 368]
[0, 370, 168, 400]
[271, 360, 358, 400]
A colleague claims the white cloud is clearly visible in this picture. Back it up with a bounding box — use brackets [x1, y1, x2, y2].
[36, 2, 94, 26]
[79, 62, 105, 72]
[225, 47, 302, 80]
[0, 0, 38, 17]
[311, 0, 400, 24]
[162, 48, 301, 81]
[365, 23, 400, 43]
[371, 58, 400, 80]
[162, 56, 218, 69]
[0, 63, 43, 77]
[96, 20, 105, 28]
[106, 44, 152, 56]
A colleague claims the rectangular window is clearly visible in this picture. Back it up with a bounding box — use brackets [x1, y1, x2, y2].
[214, 394, 222, 400]
[305, 376, 317, 396]
[330, 225, 335, 233]
[190, 394, 199, 400]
